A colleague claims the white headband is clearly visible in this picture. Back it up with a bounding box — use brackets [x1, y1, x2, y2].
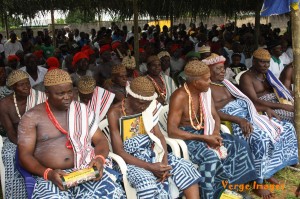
[202, 55, 226, 66]
[126, 83, 158, 101]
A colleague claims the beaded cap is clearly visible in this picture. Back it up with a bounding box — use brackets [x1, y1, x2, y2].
[44, 69, 72, 87]
[78, 76, 96, 94]
[7, 70, 29, 87]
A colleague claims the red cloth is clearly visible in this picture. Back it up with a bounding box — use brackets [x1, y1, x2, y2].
[170, 44, 180, 53]
[84, 49, 95, 57]
[99, 44, 111, 54]
[111, 41, 121, 50]
[139, 48, 145, 53]
[46, 57, 60, 70]
[72, 52, 89, 66]
[7, 55, 20, 62]
[81, 45, 91, 52]
[33, 50, 44, 58]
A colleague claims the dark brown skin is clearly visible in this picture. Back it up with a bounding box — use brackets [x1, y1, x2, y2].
[107, 95, 199, 198]
[0, 79, 31, 144]
[18, 83, 109, 191]
[210, 63, 277, 199]
[103, 71, 127, 104]
[147, 60, 166, 105]
[239, 58, 293, 114]
[279, 63, 294, 93]
[167, 72, 223, 149]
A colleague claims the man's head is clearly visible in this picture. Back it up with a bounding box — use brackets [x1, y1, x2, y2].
[7, 55, 20, 69]
[268, 40, 282, 58]
[78, 76, 96, 105]
[122, 55, 136, 71]
[111, 64, 128, 87]
[46, 57, 60, 70]
[10, 33, 17, 43]
[198, 45, 211, 60]
[184, 60, 211, 92]
[72, 52, 89, 71]
[44, 69, 73, 111]
[202, 53, 226, 82]
[157, 51, 171, 72]
[24, 53, 38, 73]
[231, 53, 241, 66]
[7, 70, 31, 97]
[147, 55, 161, 76]
[252, 48, 271, 74]
[126, 76, 158, 111]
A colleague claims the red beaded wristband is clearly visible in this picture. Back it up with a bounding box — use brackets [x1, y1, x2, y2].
[43, 168, 53, 180]
[94, 155, 106, 164]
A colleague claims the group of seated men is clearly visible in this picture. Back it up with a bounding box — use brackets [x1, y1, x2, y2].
[0, 46, 298, 199]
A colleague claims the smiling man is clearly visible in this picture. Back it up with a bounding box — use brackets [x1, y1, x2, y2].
[0, 70, 46, 198]
[239, 48, 294, 123]
[167, 60, 257, 199]
[17, 69, 125, 198]
[206, 53, 298, 199]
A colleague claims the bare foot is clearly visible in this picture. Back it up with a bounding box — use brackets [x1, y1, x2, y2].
[266, 177, 280, 185]
[296, 184, 300, 197]
[253, 188, 273, 199]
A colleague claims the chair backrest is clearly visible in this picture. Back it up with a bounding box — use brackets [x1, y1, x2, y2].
[158, 105, 169, 137]
[0, 136, 6, 198]
[235, 70, 247, 85]
[99, 119, 113, 152]
[15, 149, 35, 199]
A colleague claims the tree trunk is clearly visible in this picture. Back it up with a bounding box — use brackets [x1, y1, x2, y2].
[170, 0, 174, 38]
[51, 6, 56, 47]
[4, 13, 9, 39]
[291, 6, 300, 161]
[254, 3, 261, 49]
[133, 0, 139, 68]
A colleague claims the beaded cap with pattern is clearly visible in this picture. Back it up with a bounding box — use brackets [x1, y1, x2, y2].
[78, 76, 96, 94]
[44, 69, 72, 87]
[184, 60, 210, 77]
[111, 64, 127, 74]
[157, 51, 170, 60]
[130, 77, 155, 97]
[253, 48, 271, 61]
[7, 70, 29, 87]
[202, 53, 226, 66]
[122, 55, 136, 69]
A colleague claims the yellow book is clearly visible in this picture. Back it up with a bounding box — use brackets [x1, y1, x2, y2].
[119, 113, 146, 142]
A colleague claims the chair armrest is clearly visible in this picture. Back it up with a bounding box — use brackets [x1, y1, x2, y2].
[220, 124, 231, 134]
[174, 139, 190, 161]
[165, 137, 181, 158]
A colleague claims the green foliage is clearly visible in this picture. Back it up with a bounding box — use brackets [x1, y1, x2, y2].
[65, 9, 96, 24]
[56, 18, 65, 24]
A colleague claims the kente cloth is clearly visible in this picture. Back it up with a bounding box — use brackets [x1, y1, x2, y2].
[86, 86, 115, 124]
[124, 135, 202, 199]
[32, 168, 126, 199]
[2, 89, 46, 198]
[68, 101, 98, 169]
[181, 127, 257, 199]
[266, 70, 294, 105]
[222, 79, 282, 142]
[219, 99, 298, 184]
[2, 139, 27, 199]
[259, 93, 294, 123]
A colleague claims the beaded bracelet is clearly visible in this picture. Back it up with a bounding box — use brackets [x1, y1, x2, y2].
[43, 168, 53, 180]
[94, 155, 106, 164]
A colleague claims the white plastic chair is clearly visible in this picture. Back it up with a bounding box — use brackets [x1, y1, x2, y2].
[99, 119, 137, 199]
[235, 70, 247, 85]
[0, 135, 6, 198]
[158, 105, 232, 161]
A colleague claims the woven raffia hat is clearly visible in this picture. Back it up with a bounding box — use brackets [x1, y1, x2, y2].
[122, 55, 136, 69]
[184, 60, 210, 77]
[78, 76, 96, 94]
[44, 69, 72, 87]
[7, 70, 29, 87]
[253, 48, 271, 61]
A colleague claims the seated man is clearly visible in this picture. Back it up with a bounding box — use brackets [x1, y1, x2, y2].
[107, 77, 202, 199]
[168, 60, 257, 199]
[78, 75, 115, 124]
[0, 70, 46, 198]
[207, 54, 298, 198]
[70, 52, 93, 87]
[239, 48, 294, 123]
[17, 69, 125, 199]
[103, 64, 127, 104]
[146, 55, 177, 105]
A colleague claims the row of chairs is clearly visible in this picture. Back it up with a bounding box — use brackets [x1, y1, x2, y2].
[0, 105, 231, 199]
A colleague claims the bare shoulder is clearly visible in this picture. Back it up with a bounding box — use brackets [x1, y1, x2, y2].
[107, 102, 122, 117]
[0, 94, 13, 111]
[22, 103, 46, 122]
[170, 87, 187, 102]
[240, 70, 252, 81]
